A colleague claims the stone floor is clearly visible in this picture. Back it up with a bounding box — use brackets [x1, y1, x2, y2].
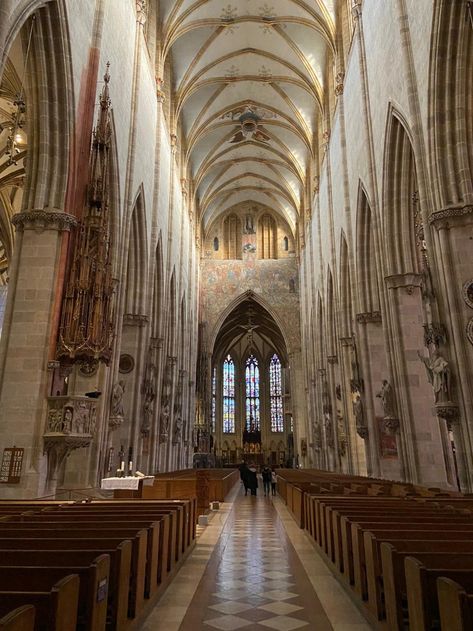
[141, 485, 373, 630]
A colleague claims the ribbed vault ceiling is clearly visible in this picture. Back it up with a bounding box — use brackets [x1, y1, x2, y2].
[160, 0, 335, 236]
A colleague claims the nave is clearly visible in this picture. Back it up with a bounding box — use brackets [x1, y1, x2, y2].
[142, 486, 371, 631]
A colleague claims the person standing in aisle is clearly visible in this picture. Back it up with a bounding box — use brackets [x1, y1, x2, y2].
[247, 463, 258, 496]
[271, 470, 277, 496]
[262, 464, 272, 496]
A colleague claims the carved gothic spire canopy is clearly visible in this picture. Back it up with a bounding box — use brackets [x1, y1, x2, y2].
[57, 64, 115, 366]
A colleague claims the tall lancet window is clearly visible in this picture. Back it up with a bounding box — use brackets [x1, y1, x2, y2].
[245, 355, 260, 430]
[270, 354, 284, 432]
[211, 366, 217, 433]
[223, 355, 235, 433]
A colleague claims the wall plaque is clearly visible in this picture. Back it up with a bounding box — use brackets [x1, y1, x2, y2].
[0, 447, 24, 483]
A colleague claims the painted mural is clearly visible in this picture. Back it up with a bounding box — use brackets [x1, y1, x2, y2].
[200, 258, 301, 352]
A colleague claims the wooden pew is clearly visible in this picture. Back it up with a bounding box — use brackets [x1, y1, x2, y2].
[0, 606, 35, 631]
[350, 521, 473, 599]
[438, 577, 473, 631]
[0, 546, 131, 631]
[405, 556, 473, 631]
[3, 518, 166, 599]
[376, 542, 473, 627]
[0, 531, 147, 621]
[0, 557, 109, 631]
[365, 535, 473, 624]
[0, 574, 79, 631]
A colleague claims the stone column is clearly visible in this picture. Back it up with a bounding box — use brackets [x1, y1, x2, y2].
[339, 336, 367, 476]
[385, 273, 450, 487]
[429, 207, 473, 490]
[355, 312, 388, 477]
[0, 210, 77, 498]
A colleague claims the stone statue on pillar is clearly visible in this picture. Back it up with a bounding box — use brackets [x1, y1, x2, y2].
[418, 350, 451, 403]
[376, 379, 396, 418]
[109, 380, 125, 429]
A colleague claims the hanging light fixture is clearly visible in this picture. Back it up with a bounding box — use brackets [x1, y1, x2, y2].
[6, 15, 35, 166]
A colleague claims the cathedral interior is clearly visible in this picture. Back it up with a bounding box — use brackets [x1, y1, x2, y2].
[0, 1, 472, 629]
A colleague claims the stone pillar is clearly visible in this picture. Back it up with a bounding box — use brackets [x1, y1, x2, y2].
[339, 336, 368, 476]
[0, 210, 77, 498]
[385, 273, 450, 488]
[429, 207, 473, 490]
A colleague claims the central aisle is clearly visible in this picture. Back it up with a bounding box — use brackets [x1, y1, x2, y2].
[179, 493, 332, 630]
[142, 487, 373, 630]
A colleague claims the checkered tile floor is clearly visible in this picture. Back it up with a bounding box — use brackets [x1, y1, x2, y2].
[179, 493, 332, 630]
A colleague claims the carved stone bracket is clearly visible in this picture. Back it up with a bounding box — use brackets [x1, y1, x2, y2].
[356, 425, 369, 440]
[356, 311, 382, 324]
[423, 323, 447, 347]
[334, 72, 344, 96]
[44, 434, 93, 482]
[109, 416, 123, 430]
[123, 313, 149, 327]
[385, 273, 422, 294]
[436, 402, 459, 430]
[12, 210, 77, 233]
[149, 336, 164, 350]
[429, 205, 473, 228]
[382, 417, 400, 436]
[340, 336, 354, 347]
[327, 355, 338, 364]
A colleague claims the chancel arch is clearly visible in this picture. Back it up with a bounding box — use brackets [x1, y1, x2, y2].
[210, 297, 292, 466]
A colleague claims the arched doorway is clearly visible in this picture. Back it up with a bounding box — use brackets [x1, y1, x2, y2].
[211, 298, 293, 466]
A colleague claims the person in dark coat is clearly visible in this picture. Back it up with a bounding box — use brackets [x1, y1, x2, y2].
[247, 464, 258, 496]
[239, 461, 249, 495]
[261, 465, 272, 496]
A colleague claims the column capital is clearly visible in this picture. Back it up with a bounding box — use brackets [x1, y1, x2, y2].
[136, 0, 147, 26]
[385, 273, 422, 292]
[123, 313, 149, 327]
[429, 204, 473, 229]
[351, 0, 362, 20]
[356, 311, 382, 324]
[12, 209, 77, 233]
[334, 72, 345, 96]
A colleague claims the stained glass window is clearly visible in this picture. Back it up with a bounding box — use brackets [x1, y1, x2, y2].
[223, 355, 235, 433]
[245, 355, 260, 430]
[270, 354, 284, 432]
[211, 366, 216, 433]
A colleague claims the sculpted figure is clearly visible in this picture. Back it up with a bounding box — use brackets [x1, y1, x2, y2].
[418, 350, 450, 402]
[111, 380, 125, 417]
[160, 400, 170, 441]
[376, 380, 396, 418]
[173, 416, 183, 444]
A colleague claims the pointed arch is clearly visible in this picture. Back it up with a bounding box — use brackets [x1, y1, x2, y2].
[339, 232, 354, 337]
[325, 267, 336, 357]
[429, 1, 473, 208]
[222, 352, 236, 433]
[383, 109, 420, 275]
[269, 352, 284, 433]
[356, 183, 380, 313]
[223, 213, 242, 259]
[167, 268, 177, 355]
[209, 290, 293, 357]
[245, 353, 260, 431]
[151, 233, 163, 338]
[124, 187, 148, 315]
[258, 213, 277, 260]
